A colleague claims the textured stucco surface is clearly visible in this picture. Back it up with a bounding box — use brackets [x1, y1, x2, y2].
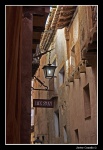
[33, 6, 97, 144]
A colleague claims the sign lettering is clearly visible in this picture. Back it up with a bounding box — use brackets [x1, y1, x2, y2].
[33, 99, 54, 108]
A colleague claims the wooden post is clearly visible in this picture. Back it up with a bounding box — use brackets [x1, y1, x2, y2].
[74, 69, 80, 79]
[79, 64, 86, 73]
[68, 75, 74, 82]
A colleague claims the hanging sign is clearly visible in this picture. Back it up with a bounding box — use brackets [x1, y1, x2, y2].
[33, 99, 54, 108]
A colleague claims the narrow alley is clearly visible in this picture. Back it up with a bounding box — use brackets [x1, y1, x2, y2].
[6, 5, 97, 145]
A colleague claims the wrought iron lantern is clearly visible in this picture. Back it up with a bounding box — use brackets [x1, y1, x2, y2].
[42, 52, 57, 79]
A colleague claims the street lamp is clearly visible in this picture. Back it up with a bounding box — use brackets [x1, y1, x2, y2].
[33, 136, 42, 144]
[42, 52, 57, 79]
[42, 64, 57, 79]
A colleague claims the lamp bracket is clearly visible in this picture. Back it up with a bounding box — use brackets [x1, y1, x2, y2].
[31, 75, 54, 91]
[33, 48, 54, 59]
[33, 75, 48, 89]
[31, 87, 53, 91]
[48, 51, 51, 64]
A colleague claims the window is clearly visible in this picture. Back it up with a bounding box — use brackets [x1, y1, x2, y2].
[31, 108, 34, 126]
[54, 110, 60, 137]
[63, 126, 68, 143]
[83, 83, 91, 119]
[75, 129, 79, 144]
[59, 66, 65, 86]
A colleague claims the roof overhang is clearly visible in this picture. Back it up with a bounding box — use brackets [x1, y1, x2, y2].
[39, 6, 77, 52]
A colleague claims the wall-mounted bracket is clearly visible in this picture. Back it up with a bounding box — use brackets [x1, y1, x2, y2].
[31, 75, 53, 91]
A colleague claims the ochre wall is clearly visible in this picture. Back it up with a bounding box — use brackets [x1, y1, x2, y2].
[33, 54, 49, 143]
[33, 6, 97, 144]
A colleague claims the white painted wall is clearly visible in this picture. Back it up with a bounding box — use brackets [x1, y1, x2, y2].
[31, 108, 34, 126]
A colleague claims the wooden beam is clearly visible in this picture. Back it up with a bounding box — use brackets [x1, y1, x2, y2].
[85, 60, 91, 67]
[65, 6, 78, 32]
[59, 16, 72, 22]
[33, 26, 45, 32]
[92, 32, 97, 42]
[62, 6, 76, 11]
[61, 8, 76, 13]
[60, 11, 75, 17]
[74, 70, 80, 79]
[79, 65, 86, 73]
[57, 22, 70, 28]
[68, 75, 74, 82]
[88, 41, 97, 50]
[59, 14, 73, 20]
[32, 39, 40, 44]
[32, 49, 36, 53]
[23, 6, 50, 15]
[33, 14, 44, 17]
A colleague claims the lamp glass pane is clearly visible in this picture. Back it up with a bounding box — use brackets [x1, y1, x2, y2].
[42, 65, 57, 78]
[46, 68, 54, 77]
